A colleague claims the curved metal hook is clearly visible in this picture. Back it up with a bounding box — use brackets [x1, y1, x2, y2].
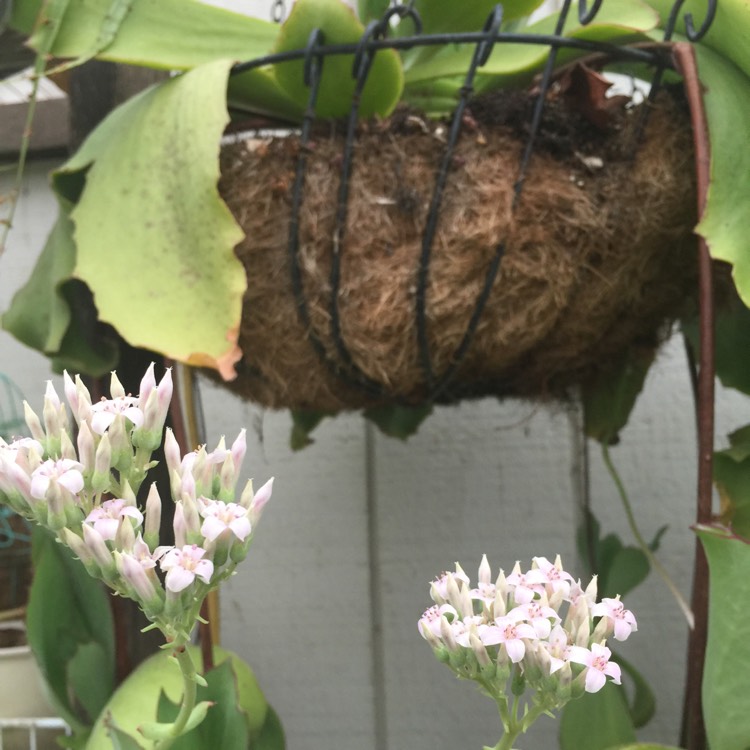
[303, 28, 326, 87]
[383, 1, 423, 35]
[352, 19, 383, 81]
[664, 0, 717, 41]
[684, 0, 717, 41]
[476, 5, 504, 67]
[578, 0, 604, 26]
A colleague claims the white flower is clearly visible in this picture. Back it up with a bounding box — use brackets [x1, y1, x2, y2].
[30, 458, 84, 500]
[569, 643, 622, 693]
[156, 544, 214, 593]
[85, 499, 143, 541]
[591, 596, 638, 641]
[198, 498, 252, 542]
[90, 396, 143, 435]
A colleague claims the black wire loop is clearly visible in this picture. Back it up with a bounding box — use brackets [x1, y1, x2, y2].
[235, 0, 717, 406]
[664, 0, 717, 41]
[384, 1, 423, 35]
[578, 0, 604, 25]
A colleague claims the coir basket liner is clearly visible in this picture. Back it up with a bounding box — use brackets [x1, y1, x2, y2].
[216, 91, 697, 412]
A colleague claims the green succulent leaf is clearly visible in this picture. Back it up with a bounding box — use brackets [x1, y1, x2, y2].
[682, 293, 750, 397]
[11, 0, 278, 71]
[582, 345, 656, 445]
[560, 681, 636, 750]
[363, 403, 434, 440]
[272, 0, 404, 118]
[616, 652, 656, 729]
[713, 434, 750, 538]
[403, 0, 658, 100]
[1, 198, 119, 376]
[695, 524, 750, 750]
[689, 44, 750, 309]
[53, 59, 246, 379]
[577, 510, 653, 599]
[254, 706, 286, 750]
[290, 410, 333, 451]
[27, 527, 115, 733]
[356, 0, 390, 24]
[644, 0, 750, 80]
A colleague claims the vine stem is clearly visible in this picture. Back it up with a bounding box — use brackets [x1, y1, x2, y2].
[601, 444, 694, 629]
[153, 645, 198, 750]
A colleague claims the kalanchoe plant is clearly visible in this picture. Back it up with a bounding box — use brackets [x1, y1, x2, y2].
[0, 365, 274, 747]
[419, 555, 637, 750]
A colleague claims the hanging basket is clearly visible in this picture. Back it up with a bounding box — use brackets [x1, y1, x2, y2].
[216, 87, 696, 412]
[207, 4, 706, 413]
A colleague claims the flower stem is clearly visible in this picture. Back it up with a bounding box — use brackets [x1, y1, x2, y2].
[154, 645, 198, 750]
[601, 443, 694, 628]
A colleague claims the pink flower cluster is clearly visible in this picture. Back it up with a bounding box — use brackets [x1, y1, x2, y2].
[0, 366, 273, 642]
[419, 556, 636, 698]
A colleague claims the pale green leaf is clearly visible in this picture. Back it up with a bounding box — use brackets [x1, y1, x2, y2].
[404, 0, 658, 90]
[273, 0, 404, 118]
[643, 0, 750, 80]
[691, 46, 750, 309]
[27, 528, 114, 733]
[695, 524, 750, 750]
[60, 60, 246, 378]
[364, 403, 434, 440]
[560, 681, 636, 750]
[12, 0, 278, 71]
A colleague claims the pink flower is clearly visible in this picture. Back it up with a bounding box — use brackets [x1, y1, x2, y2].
[85, 499, 143, 541]
[568, 643, 622, 693]
[198, 498, 252, 542]
[30, 458, 84, 499]
[532, 556, 574, 597]
[418, 603, 458, 640]
[508, 600, 560, 639]
[506, 564, 547, 605]
[90, 396, 143, 435]
[592, 597, 638, 641]
[481, 613, 538, 662]
[156, 544, 214, 593]
[430, 566, 470, 603]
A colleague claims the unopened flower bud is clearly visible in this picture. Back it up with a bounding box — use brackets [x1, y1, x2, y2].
[61, 529, 100, 577]
[173, 503, 187, 547]
[469, 631, 491, 668]
[164, 429, 182, 481]
[108, 415, 132, 472]
[144, 483, 162, 550]
[92, 434, 112, 493]
[247, 477, 273, 526]
[60, 430, 77, 461]
[23, 402, 46, 443]
[115, 515, 136, 551]
[82, 524, 116, 580]
[439, 615, 458, 652]
[179, 495, 202, 544]
[115, 551, 164, 615]
[230, 429, 247, 478]
[218, 455, 236, 501]
[109, 371, 126, 399]
[139, 364, 157, 406]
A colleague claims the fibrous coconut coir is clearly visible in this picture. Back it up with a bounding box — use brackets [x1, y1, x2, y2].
[216, 90, 696, 412]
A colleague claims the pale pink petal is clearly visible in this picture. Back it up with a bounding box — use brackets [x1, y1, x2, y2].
[585, 667, 607, 693]
[30, 474, 50, 499]
[59, 469, 84, 495]
[95, 517, 120, 541]
[194, 559, 214, 584]
[505, 638, 526, 663]
[165, 566, 195, 593]
[228, 517, 252, 541]
[201, 515, 227, 542]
